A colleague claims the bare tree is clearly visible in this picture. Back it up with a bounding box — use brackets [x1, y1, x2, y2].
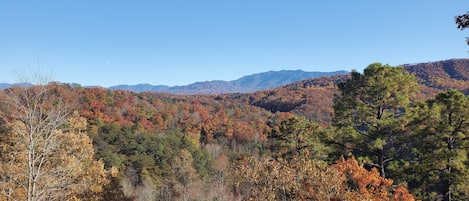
[0, 73, 109, 201]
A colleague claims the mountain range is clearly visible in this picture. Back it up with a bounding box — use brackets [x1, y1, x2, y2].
[224, 58, 469, 125]
[0, 70, 348, 94]
[2, 58, 468, 95]
[109, 70, 348, 94]
[0, 82, 32, 89]
[108, 58, 469, 95]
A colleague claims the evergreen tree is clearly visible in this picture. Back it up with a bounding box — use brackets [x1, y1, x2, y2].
[269, 116, 329, 160]
[408, 89, 469, 200]
[332, 63, 419, 178]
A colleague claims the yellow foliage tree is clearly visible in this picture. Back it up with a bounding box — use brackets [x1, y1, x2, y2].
[0, 85, 110, 201]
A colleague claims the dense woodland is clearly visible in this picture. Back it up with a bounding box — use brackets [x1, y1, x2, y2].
[0, 59, 469, 200]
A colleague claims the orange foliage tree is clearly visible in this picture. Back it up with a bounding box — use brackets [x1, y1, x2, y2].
[234, 156, 415, 201]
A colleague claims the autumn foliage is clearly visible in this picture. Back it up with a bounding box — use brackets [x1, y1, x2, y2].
[1, 60, 468, 200]
[234, 156, 414, 201]
[0, 86, 111, 201]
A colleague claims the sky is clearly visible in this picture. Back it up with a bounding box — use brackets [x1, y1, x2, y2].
[0, 1, 468, 87]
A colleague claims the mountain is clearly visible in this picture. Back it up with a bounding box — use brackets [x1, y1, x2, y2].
[4, 59, 468, 96]
[109, 84, 170, 92]
[0, 82, 33, 89]
[109, 58, 469, 95]
[231, 70, 348, 92]
[109, 70, 348, 94]
[403, 58, 469, 94]
[225, 58, 469, 125]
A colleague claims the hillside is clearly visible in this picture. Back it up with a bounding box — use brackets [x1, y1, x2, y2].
[1, 59, 468, 200]
[228, 59, 469, 125]
[2, 59, 467, 126]
[403, 58, 469, 94]
[107, 59, 469, 95]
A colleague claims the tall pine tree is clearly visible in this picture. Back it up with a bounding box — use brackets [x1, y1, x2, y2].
[332, 63, 418, 178]
[408, 89, 469, 201]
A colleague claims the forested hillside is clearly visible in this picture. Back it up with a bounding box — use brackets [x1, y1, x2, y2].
[233, 59, 469, 125]
[0, 59, 468, 200]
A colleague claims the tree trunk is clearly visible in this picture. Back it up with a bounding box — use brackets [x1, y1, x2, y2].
[378, 150, 385, 178]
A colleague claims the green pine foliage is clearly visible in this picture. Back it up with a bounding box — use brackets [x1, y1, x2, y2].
[407, 89, 469, 200]
[332, 63, 419, 178]
[268, 115, 330, 160]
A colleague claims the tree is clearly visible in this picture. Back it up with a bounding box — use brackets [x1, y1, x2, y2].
[269, 116, 329, 160]
[234, 156, 415, 201]
[407, 89, 469, 200]
[171, 150, 198, 201]
[333, 156, 415, 201]
[456, 12, 469, 45]
[234, 157, 353, 200]
[332, 63, 419, 178]
[333, 156, 393, 201]
[0, 84, 110, 201]
[209, 153, 232, 200]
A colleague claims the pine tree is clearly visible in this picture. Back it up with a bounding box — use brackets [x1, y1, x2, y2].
[269, 116, 329, 160]
[408, 89, 469, 200]
[332, 63, 419, 178]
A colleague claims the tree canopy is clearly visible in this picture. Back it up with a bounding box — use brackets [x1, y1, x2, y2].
[332, 63, 419, 178]
[456, 12, 469, 45]
[407, 89, 469, 200]
[0, 86, 110, 201]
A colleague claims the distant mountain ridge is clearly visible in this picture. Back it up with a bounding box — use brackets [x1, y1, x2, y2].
[109, 84, 170, 92]
[0, 82, 33, 89]
[3, 59, 468, 95]
[109, 70, 349, 94]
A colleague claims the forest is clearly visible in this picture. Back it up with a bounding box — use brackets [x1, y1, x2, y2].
[0, 60, 469, 201]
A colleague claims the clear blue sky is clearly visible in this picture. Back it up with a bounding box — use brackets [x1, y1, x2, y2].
[1, 1, 468, 87]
